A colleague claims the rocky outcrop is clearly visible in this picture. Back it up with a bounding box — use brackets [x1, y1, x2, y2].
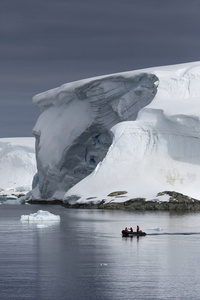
[98, 198, 200, 211]
[27, 191, 200, 211]
[107, 191, 127, 197]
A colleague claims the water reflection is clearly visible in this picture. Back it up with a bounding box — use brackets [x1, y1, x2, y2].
[1, 206, 200, 299]
[21, 220, 60, 229]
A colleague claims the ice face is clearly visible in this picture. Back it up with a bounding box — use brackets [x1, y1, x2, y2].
[32, 73, 158, 199]
[64, 62, 200, 202]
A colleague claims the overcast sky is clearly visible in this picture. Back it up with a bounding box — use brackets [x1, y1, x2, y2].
[1, 0, 200, 137]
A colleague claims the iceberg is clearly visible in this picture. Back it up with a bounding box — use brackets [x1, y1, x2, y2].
[20, 210, 60, 222]
[29, 61, 200, 203]
[32, 72, 157, 199]
[0, 195, 25, 205]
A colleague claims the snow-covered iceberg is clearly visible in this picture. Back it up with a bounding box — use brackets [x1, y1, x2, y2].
[20, 210, 60, 222]
[30, 61, 200, 203]
[32, 72, 157, 199]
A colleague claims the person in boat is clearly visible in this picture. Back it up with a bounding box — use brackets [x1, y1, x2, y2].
[125, 227, 128, 231]
[130, 227, 133, 232]
[137, 225, 140, 232]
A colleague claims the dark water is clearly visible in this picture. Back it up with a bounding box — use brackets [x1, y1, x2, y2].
[0, 205, 200, 300]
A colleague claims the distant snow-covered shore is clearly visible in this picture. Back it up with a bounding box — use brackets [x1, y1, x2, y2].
[0, 137, 36, 200]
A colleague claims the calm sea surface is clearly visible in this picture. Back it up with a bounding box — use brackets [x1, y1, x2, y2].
[0, 205, 200, 300]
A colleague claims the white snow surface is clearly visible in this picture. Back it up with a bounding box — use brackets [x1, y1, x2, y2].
[20, 210, 60, 222]
[0, 138, 36, 197]
[29, 61, 200, 202]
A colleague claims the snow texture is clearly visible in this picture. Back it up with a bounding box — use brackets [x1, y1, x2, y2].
[29, 61, 200, 202]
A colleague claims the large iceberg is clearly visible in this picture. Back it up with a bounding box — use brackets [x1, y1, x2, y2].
[30, 62, 200, 202]
[32, 73, 157, 199]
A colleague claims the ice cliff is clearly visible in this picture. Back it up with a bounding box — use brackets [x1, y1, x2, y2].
[32, 73, 157, 199]
[30, 62, 200, 202]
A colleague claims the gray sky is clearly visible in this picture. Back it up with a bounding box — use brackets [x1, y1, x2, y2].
[1, 0, 200, 137]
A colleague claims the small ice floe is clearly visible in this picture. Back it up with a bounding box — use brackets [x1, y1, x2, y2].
[100, 263, 108, 266]
[20, 210, 60, 222]
[0, 195, 24, 205]
[149, 227, 163, 231]
[5, 199, 24, 205]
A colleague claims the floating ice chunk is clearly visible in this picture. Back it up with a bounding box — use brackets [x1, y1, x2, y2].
[0, 195, 17, 202]
[149, 227, 163, 231]
[6, 195, 18, 200]
[20, 210, 60, 222]
[0, 195, 25, 205]
[5, 199, 24, 205]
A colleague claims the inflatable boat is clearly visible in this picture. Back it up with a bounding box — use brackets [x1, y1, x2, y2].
[122, 230, 146, 237]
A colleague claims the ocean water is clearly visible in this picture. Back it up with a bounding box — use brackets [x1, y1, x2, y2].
[0, 205, 200, 300]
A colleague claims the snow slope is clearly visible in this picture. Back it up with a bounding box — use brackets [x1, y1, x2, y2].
[0, 138, 36, 196]
[30, 61, 200, 202]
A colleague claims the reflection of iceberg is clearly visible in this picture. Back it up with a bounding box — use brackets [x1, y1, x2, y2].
[20, 210, 60, 222]
[35, 222, 60, 229]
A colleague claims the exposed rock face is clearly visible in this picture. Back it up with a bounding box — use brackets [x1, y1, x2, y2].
[27, 191, 200, 211]
[107, 191, 127, 197]
[32, 73, 158, 199]
[65, 191, 200, 211]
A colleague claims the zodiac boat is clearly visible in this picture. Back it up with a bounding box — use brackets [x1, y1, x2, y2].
[122, 230, 146, 237]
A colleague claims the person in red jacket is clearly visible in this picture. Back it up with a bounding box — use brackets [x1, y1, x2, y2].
[137, 225, 140, 232]
[125, 227, 128, 231]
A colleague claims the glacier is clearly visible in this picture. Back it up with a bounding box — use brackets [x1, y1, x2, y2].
[29, 61, 200, 203]
[0, 137, 36, 200]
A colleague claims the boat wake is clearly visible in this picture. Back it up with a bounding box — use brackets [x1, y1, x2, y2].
[147, 232, 200, 236]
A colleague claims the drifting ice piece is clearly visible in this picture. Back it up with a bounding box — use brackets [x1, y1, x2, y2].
[20, 210, 60, 222]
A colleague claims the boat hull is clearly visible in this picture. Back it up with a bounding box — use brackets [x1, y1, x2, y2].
[122, 230, 146, 237]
